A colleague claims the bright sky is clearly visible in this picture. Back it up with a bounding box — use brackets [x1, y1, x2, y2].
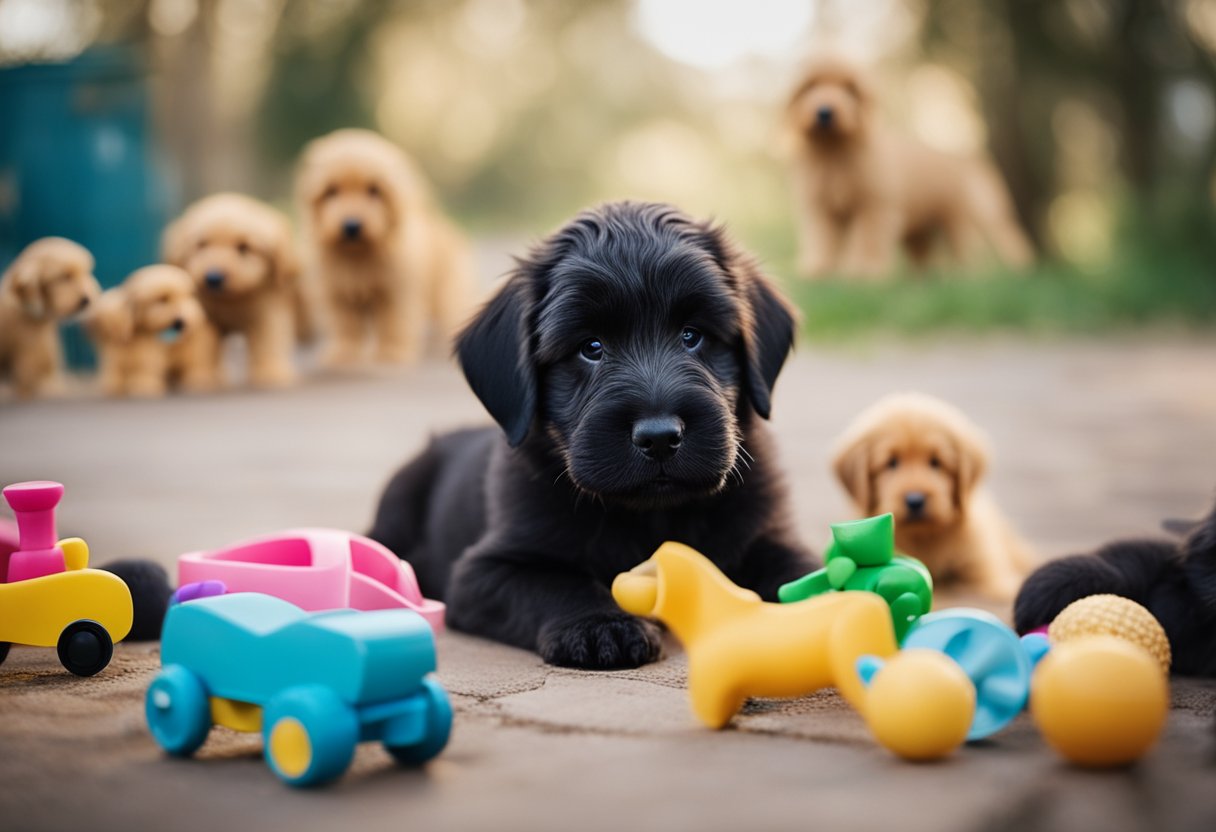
[632, 0, 815, 70]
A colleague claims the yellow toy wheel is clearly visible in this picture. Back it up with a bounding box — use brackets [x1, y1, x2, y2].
[262, 686, 358, 787]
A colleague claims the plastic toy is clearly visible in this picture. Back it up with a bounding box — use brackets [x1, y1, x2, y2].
[0, 481, 133, 675]
[612, 541, 974, 760]
[0, 517, 20, 568]
[177, 528, 444, 631]
[899, 609, 1037, 740]
[858, 649, 975, 760]
[1030, 635, 1168, 767]
[147, 592, 452, 787]
[1048, 594, 1171, 674]
[778, 514, 932, 642]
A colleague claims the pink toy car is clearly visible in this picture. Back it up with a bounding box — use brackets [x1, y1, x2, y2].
[177, 529, 444, 632]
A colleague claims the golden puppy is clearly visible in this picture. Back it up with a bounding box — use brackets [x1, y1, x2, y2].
[87, 265, 220, 398]
[787, 58, 1034, 279]
[832, 393, 1035, 599]
[162, 193, 300, 387]
[0, 237, 100, 398]
[296, 128, 475, 366]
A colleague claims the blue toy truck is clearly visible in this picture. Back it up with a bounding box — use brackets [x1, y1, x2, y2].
[145, 593, 452, 787]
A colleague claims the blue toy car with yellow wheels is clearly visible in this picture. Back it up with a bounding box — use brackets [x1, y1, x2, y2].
[146, 592, 452, 787]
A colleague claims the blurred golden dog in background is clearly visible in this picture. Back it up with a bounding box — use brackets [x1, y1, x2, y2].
[163, 193, 304, 388]
[0, 237, 100, 399]
[832, 392, 1035, 599]
[787, 58, 1034, 279]
[296, 128, 475, 366]
[88, 265, 220, 398]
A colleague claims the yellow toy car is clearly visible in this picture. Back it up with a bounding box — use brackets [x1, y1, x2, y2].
[0, 481, 133, 676]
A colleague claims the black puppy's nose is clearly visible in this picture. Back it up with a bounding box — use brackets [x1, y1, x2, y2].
[631, 416, 684, 462]
[77, 296, 91, 311]
[816, 106, 834, 128]
[905, 492, 927, 516]
[204, 270, 225, 290]
[342, 218, 363, 240]
[170, 317, 185, 332]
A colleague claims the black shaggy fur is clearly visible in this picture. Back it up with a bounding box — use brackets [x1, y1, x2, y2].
[370, 201, 816, 669]
[101, 560, 174, 641]
[1013, 497, 1216, 676]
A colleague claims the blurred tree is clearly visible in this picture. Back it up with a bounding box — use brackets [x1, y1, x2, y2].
[923, 0, 1216, 253]
[256, 0, 388, 187]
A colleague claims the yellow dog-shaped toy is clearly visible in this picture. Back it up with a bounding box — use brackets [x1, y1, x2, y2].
[613, 541, 974, 759]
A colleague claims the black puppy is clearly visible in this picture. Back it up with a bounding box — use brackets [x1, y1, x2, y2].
[370, 201, 816, 669]
[1014, 497, 1216, 676]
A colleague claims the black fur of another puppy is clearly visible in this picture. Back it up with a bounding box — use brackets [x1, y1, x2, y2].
[1013, 498, 1216, 676]
[101, 559, 173, 641]
[370, 201, 817, 669]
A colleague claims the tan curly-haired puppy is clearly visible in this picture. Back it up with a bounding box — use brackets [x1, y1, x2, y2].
[296, 129, 475, 366]
[163, 193, 301, 387]
[87, 265, 220, 398]
[787, 58, 1034, 279]
[832, 393, 1036, 599]
[0, 237, 101, 398]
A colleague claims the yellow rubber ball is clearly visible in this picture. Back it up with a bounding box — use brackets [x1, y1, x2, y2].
[1049, 594, 1171, 674]
[864, 649, 975, 761]
[1031, 635, 1168, 768]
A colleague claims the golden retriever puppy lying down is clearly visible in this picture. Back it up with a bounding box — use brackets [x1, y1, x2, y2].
[0, 237, 101, 399]
[87, 265, 220, 398]
[787, 58, 1034, 279]
[296, 128, 475, 366]
[162, 193, 303, 388]
[832, 392, 1036, 599]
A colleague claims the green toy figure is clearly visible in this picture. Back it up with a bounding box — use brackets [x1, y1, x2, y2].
[778, 513, 932, 642]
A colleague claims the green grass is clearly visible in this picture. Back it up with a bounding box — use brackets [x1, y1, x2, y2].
[780, 250, 1216, 341]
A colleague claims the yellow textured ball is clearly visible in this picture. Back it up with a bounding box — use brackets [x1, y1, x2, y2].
[1031, 635, 1168, 768]
[864, 649, 975, 761]
[1049, 594, 1171, 674]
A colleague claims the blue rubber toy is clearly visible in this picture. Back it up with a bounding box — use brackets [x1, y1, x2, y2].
[858, 608, 1045, 742]
[146, 592, 452, 787]
[903, 609, 1036, 740]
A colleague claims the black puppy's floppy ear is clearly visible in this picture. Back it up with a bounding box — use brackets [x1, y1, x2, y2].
[456, 276, 536, 447]
[742, 270, 798, 418]
[700, 221, 792, 418]
[697, 223, 797, 419]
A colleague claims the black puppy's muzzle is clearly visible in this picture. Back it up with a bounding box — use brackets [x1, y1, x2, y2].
[631, 415, 684, 462]
[204, 270, 226, 291]
[816, 106, 834, 130]
[904, 491, 927, 519]
[342, 218, 363, 241]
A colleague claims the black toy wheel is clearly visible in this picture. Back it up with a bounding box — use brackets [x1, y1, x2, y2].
[57, 620, 114, 677]
[0, 642, 10, 666]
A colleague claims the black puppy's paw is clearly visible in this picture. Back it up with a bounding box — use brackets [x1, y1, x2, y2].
[537, 612, 661, 669]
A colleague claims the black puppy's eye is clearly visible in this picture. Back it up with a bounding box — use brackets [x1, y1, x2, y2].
[322, 185, 338, 200]
[887, 455, 899, 469]
[237, 241, 250, 255]
[681, 326, 703, 351]
[197, 239, 208, 250]
[368, 183, 381, 198]
[929, 456, 941, 469]
[579, 338, 604, 362]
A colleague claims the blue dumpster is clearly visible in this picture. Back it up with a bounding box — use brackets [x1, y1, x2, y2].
[0, 47, 173, 369]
